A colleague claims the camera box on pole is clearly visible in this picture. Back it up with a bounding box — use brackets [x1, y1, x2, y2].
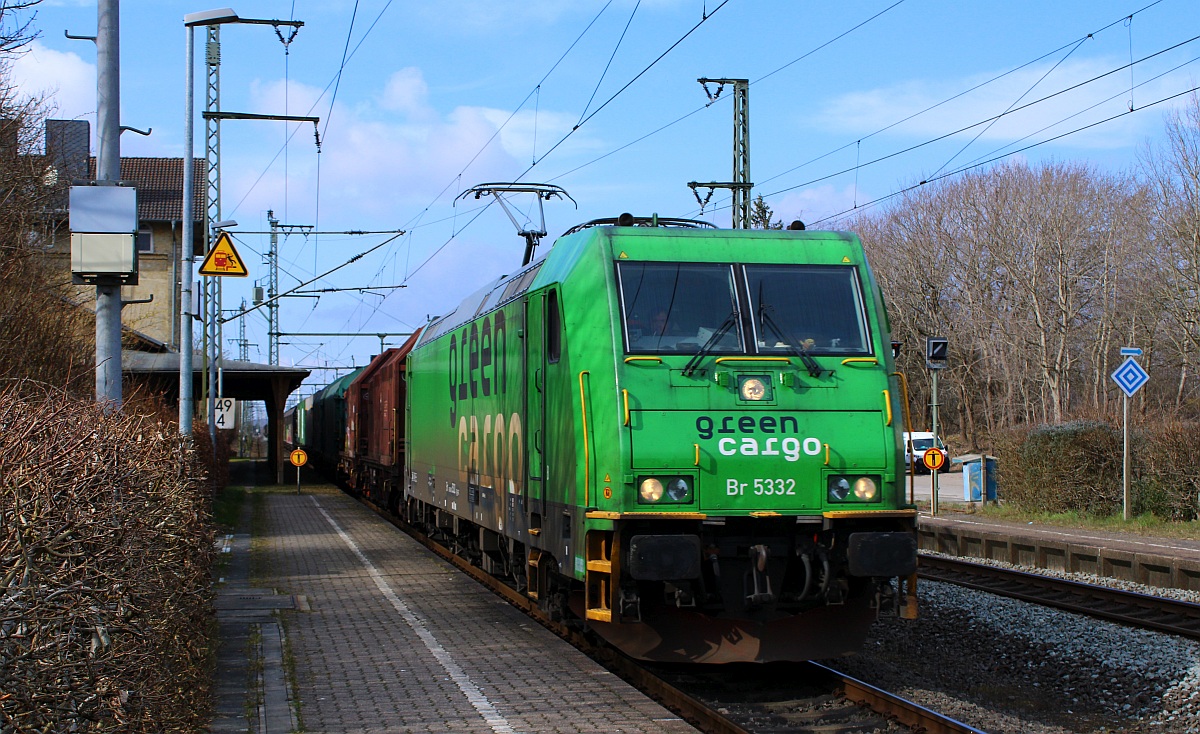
[69, 184, 138, 285]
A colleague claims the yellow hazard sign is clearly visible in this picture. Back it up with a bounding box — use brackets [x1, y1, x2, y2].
[199, 231, 248, 277]
[922, 447, 946, 472]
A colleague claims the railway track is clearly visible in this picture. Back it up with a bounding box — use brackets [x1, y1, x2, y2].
[653, 660, 988, 734]
[363, 496, 983, 733]
[918, 553, 1200, 640]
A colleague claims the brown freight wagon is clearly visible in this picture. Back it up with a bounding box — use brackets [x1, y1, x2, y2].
[342, 330, 422, 509]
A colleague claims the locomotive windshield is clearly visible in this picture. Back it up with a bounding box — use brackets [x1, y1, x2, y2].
[618, 262, 742, 354]
[617, 261, 872, 355]
[745, 264, 870, 356]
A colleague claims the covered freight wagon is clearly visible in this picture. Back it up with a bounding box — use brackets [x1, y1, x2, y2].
[309, 367, 364, 476]
[342, 331, 422, 508]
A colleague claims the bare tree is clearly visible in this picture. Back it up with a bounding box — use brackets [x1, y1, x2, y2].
[1142, 93, 1200, 412]
[856, 159, 1150, 441]
[0, 1, 92, 391]
[0, 1, 41, 57]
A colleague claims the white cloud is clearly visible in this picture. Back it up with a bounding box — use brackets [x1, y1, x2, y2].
[813, 57, 1176, 152]
[478, 107, 601, 162]
[224, 71, 526, 226]
[10, 40, 95, 124]
[379, 67, 432, 119]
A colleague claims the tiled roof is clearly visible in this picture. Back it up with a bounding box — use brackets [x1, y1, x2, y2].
[87, 157, 206, 222]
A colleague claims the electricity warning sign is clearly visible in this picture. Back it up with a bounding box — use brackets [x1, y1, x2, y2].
[199, 232, 248, 277]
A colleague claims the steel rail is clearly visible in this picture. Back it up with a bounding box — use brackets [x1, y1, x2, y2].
[919, 553, 1200, 640]
[361, 496, 984, 733]
[811, 661, 988, 734]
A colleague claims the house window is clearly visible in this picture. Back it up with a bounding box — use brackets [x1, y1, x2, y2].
[136, 227, 153, 253]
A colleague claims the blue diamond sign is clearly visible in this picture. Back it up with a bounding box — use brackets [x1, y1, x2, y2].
[1111, 357, 1149, 398]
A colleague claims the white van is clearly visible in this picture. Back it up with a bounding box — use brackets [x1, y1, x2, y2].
[903, 431, 947, 473]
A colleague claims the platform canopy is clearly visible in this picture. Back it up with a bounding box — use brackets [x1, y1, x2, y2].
[123, 350, 309, 481]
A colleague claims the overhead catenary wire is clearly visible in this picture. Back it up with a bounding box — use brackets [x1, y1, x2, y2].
[926, 34, 1091, 180]
[246, 2, 1178, 376]
[375, 2, 734, 328]
[576, 0, 641, 126]
[226, 0, 394, 221]
[1127, 14, 1137, 111]
[954, 51, 1200, 175]
[519, 0, 731, 175]
[543, 0, 917, 187]
[753, 0, 1166, 190]
[757, 33, 1200, 201]
[752, 0, 908, 87]
[239, 2, 737, 370]
[224, 2, 652, 372]
[412, 0, 618, 219]
[223, 231, 405, 324]
[222, 0, 411, 353]
[686, 12, 1193, 226]
[670, 0, 1174, 225]
[307, 0, 361, 294]
[319, 0, 627, 351]
[808, 84, 1200, 228]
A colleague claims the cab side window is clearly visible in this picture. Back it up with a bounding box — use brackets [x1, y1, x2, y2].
[547, 289, 561, 363]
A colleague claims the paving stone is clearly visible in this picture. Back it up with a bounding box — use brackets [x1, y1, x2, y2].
[264, 488, 699, 733]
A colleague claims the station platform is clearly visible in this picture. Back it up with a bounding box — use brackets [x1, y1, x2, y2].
[214, 482, 699, 733]
[905, 471, 1200, 592]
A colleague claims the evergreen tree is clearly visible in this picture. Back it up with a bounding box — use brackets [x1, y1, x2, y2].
[750, 194, 784, 230]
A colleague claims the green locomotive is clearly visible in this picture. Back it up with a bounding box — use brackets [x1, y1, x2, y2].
[404, 216, 918, 663]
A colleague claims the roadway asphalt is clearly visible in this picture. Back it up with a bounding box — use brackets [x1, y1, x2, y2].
[901, 469, 973, 510]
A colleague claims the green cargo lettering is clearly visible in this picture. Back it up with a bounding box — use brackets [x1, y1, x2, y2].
[448, 312, 507, 428]
[457, 411, 523, 493]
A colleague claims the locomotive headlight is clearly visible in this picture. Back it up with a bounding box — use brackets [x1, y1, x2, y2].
[637, 476, 694, 504]
[639, 478, 664, 503]
[666, 477, 691, 501]
[738, 376, 769, 401]
[828, 475, 882, 503]
[853, 477, 878, 500]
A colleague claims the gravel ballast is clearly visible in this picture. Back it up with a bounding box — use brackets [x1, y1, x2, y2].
[826, 561, 1200, 734]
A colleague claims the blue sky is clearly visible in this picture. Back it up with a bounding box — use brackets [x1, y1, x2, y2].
[12, 0, 1200, 395]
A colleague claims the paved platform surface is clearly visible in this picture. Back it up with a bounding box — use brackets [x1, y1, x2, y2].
[261, 486, 699, 733]
[906, 471, 1200, 591]
[211, 483, 297, 734]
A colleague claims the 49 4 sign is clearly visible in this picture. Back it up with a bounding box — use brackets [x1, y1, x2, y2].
[214, 398, 236, 429]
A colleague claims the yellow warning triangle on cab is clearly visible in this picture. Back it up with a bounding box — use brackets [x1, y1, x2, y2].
[199, 232, 248, 277]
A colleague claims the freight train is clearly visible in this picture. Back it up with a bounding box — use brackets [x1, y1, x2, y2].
[289, 214, 919, 663]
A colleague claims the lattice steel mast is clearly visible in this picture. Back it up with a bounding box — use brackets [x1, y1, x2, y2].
[688, 78, 752, 229]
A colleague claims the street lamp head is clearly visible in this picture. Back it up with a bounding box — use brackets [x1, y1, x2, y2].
[212, 219, 238, 229]
[184, 8, 238, 26]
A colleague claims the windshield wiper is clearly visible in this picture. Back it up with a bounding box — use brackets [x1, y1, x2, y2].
[759, 303, 824, 378]
[682, 311, 739, 377]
